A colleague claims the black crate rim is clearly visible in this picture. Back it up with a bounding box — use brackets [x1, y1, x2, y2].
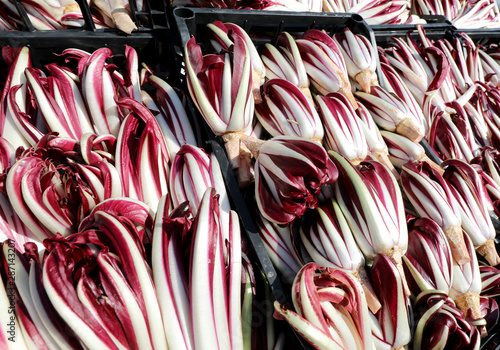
[9, 0, 169, 32]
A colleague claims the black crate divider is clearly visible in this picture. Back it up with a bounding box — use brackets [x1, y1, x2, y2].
[206, 138, 287, 304]
[180, 91, 313, 349]
[202, 126, 314, 350]
[0, 0, 175, 67]
[482, 331, 500, 350]
[11, 0, 34, 31]
[206, 138, 316, 350]
[178, 60, 311, 347]
[10, 0, 168, 32]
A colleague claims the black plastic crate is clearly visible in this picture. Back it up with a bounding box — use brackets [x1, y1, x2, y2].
[0, 27, 179, 128]
[173, 7, 376, 50]
[371, 14, 452, 30]
[0, 30, 170, 57]
[371, 14, 456, 45]
[376, 26, 500, 349]
[0, 22, 303, 350]
[0, 31, 177, 86]
[9, 0, 168, 32]
[172, 4, 377, 290]
[173, 9, 380, 349]
[172, 7, 500, 349]
[453, 28, 500, 46]
[0, 0, 174, 75]
[0, 29, 300, 350]
[374, 24, 460, 82]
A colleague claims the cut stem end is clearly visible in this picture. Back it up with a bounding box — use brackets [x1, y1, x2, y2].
[238, 142, 253, 188]
[355, 70, 373, 94]
[240, 134, 265, 159]
[222, 131, 243, 169]
[354, 267, 382, 314]
[455, 292, 484, 329]
[476, 239, 500, 266]
[300, 86, 314, 105]
[252, 71, 264, 105]
[395, 118, 424, 143]
[444, 226, 470, 266]
[310, 137, 323, 145]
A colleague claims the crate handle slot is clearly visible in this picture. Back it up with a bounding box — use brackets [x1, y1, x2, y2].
[351, 13, 364, 23]
[174, 7, 194, 19]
